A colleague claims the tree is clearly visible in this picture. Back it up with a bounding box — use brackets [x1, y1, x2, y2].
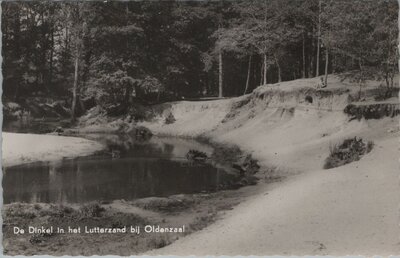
[324, 0, 397, 93]
[84, 2, 144, 112]
[66, 3, 91, 121]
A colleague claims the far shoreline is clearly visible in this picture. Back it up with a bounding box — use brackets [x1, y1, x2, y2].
[1, 132, 104, 168]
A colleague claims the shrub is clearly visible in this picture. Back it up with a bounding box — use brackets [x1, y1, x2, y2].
[164, 112, 176, 124]
[374, 84, 394, 101]
[109, 213, 147, 228]
[4, 207, 36, 219]
[324, 137, 374, 169]
[134, 197, 193, 212]
[242, 154, 260, 175]
[79, 203, 105, 217]
[186, 149, 208, 162]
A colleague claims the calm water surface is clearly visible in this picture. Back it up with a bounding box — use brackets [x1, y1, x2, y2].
[3, 134, 238, 204]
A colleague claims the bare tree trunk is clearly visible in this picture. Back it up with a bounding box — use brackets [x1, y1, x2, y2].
[218, 51, 223, 98]
[263, 53, 267, 85]
[71, 50, 79, 122]
[358, 59, 364, 100]
[253, 60, 257, 87]
[262, 0, 268, 86]
[309, 27, 315, 77]
[260, 60, 264, 85]
[316, 0, 321, 77]
[49, 28, 54, 86]
[302, 32, 306, 78]
[243, 55, 252, 95]
[275, 55, 282, 83]
[324, 48, 329, 85]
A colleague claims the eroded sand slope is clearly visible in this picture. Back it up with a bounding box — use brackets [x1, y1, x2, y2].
[142, 76, 400, 255]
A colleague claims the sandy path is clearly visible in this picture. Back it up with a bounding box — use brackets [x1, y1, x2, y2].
[149, 137, 400, 255]
[2, 132, 104, 167]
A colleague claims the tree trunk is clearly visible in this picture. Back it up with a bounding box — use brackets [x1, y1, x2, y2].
[260, 61, 264, 85]
[253, 60, 257, 87]
[316, 0, 321, 77]
[324, 48, 329, 85]
[65, 26, 69, 51]
[14, 85, 20, 101]
[218, 51, 223, 98]
[263, 53, 267, 85]
[40, 11, 46, 91]
[275, 55, 282, 83]
[243, 54, 252, 95]
[78, 97, 85, 115]
[263, 0, 268, 85]
[309, 27, 315, 77]
[49, 28, 54, 87]
[64, 25, 69, 74]
[302, 32, 306, 78]
[124, 85, 133, 105]
[157, 90, 161, 102]
[13, 7, 21, 100]
[71, 50, 79, 122]
[358, 59, 364, 100]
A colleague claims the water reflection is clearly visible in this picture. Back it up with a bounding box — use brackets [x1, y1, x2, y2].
[3, 119, 70, 134]
[3, 136, 236, 204]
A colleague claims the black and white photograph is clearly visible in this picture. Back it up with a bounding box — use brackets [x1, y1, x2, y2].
[1, 0, 399, 256]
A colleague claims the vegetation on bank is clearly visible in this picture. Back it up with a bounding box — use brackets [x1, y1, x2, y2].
[324, 137, 374, 169]
[2, 183, 260, 255]
[344, 103, 400, 120]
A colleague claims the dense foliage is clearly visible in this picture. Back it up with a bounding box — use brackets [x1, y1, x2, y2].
[2, 0, 398, 118]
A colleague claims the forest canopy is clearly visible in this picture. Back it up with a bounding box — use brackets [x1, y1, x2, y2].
[2, 0, 398, 116]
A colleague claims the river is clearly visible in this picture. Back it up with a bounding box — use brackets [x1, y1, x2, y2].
[2, 132, 240, 204]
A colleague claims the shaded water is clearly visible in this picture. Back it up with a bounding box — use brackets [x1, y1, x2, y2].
[3, 134, 238, 204]
[3, 119, 70, 134]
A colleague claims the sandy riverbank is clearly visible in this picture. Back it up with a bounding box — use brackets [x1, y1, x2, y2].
[1, 132, 104, 167]
[141, 76, 400, 255]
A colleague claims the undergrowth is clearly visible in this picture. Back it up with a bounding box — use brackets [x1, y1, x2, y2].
[324, 137, 374, 169]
